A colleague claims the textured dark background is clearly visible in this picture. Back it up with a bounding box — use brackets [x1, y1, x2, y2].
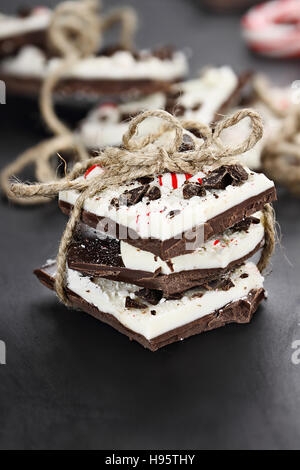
[0, 0, 300, 450]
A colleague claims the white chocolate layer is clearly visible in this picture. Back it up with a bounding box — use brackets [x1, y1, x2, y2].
[63, 262, 264, 340]
[120, 211, 264, 274]
[0, 45, 188, 81]
[59, 169, 274, 242]
[0, 9, 51, 40]
[78, 66, 238, 149]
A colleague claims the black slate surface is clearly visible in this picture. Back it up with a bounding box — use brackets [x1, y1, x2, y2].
[0, 0, 300, 450]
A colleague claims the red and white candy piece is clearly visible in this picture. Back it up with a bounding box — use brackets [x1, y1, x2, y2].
[84, 164, 104, 180]
[157, 173, 193, 189]
[242, 0, 300, 58]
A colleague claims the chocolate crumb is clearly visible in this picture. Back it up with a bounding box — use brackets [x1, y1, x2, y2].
[240, 273, 249, 279]
[136, 288, 163, 306]
[168, 209, 181, 219]
[203, 277, 235, 291]
[183, 182, 206, 199]
[151, 310, 157, 316]
[125, 296, 147, 309]
[192, 292, 204, 299]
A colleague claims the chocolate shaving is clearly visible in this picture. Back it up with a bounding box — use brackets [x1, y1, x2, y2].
[202, 164, 248, 190]
[125, 296, 147, 309]
[111, 184, 150, 208]
[183, 182, 206, 199]
[136, 288, 163, 306]
[178, 134, 195, 152]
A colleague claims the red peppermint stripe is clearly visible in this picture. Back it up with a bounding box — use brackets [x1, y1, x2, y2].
[84, 164, 102, 179]
[171, 173, 179, 189]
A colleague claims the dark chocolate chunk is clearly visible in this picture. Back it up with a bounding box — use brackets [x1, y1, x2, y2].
[136, 288, 163, 306]
[151, 310, 157, 316]
[136, 176, 154, 185]
[183, 182, 206, 199]
[110, 197, 120, 209]
[233, 216, 260, 233]
[147, 186, 161, 201]
[202, 164, 248, 190]
[178, 134, 195, 152]
[125, 296, 147, 310]
[111, 184, 150, 208]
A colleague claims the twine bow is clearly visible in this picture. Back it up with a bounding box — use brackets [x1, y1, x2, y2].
[0, 0, 138, 204]
[7, 108, 275, 305]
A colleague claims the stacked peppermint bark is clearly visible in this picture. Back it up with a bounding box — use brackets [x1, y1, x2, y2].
[35, 162, 276, 351]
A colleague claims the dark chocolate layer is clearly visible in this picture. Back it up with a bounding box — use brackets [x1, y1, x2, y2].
[34, 262, 265, 352]
[0, 72, 180, 98]
[67, 222, 264, 295]
[0, 30, 47, 58]
[59, 185, 276, 260]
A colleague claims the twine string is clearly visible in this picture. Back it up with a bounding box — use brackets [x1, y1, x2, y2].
[6, 108, 274, 304]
